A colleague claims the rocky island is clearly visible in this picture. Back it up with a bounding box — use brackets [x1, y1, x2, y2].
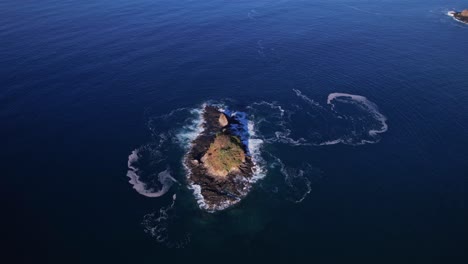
[185, 105, 255, 211]
[448, 9, 468, 24]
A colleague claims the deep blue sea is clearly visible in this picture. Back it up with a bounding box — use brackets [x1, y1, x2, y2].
[2, 0, 467, 263]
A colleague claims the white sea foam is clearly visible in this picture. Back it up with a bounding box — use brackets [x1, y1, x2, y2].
[327, 92, 388, 138]
[247, 120, 267, 181]
[292, 89, 324, 109]
[269, 153, 313, 203]
[188, 183, 208, 209]
[448, 13, 468, 25]
[127, 149, 176, 197]
[274, 129, 310, 146]
[249, 101, 286, 117]
[248, 101, 302, 150]
[142, 195, 175, 242]
[142, 194, 192, 248]
[175, 105, 209, 211]
[188, 181, 240, 212]
[291, 89, 388, 145]
[175, 106, 204, 148]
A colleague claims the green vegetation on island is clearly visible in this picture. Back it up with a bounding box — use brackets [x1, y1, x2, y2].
[202, 134, 246, 178]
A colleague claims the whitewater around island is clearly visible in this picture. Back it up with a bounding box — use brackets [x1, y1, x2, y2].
[125, 90, 389, 247]
[126, 104, 267, 212]
[447, 10, 468, 24]
[126, 90, 389, 210]
[184, 105, 267, 211]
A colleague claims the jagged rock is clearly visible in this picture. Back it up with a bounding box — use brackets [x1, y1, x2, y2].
[219, 113, 229, 127]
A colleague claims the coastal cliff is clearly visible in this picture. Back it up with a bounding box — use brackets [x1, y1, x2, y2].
[185, 106, 255, 211]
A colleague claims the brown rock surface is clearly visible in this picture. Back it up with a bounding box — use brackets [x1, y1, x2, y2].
[201, 134, 245, 178]
[453, 9, 468, 23]
[218, 113, 229, 127]
[185, 106, 255, 211]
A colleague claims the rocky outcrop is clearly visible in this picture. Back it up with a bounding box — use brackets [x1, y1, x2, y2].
[218, 113, 229, 127]
[451, 9, 468, 24]
[185, 106, 254, 211]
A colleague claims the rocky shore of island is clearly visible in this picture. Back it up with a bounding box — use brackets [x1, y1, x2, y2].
[185, 105, 256, 211]
[448, 9, 468, 24]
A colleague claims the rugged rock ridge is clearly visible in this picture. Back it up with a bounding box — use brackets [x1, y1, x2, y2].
[185, 106, 255, 211]
[450, 9, 468, 23]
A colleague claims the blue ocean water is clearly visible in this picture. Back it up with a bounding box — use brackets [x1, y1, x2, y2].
[2, 0, 467, 263]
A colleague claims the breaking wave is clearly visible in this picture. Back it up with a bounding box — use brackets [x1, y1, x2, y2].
[174, 107, 204, 148]
[247, 120, 267, 181]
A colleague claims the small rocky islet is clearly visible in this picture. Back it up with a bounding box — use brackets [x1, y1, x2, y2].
[185, 105, 255, 211]
[448, 9, 468, 24]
